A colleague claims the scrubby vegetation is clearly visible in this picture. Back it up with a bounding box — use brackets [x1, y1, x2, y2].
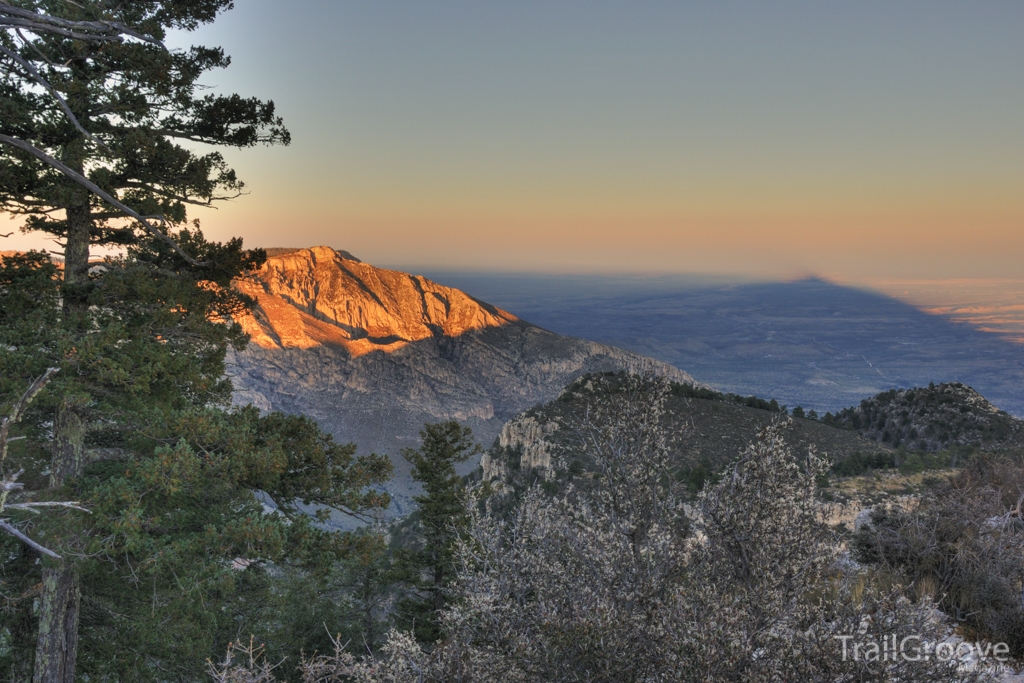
[667, 377, 783, 412]
[212, 377, 996, 682]
[830, 447, 968, 477]
[854, 451, 1024, 656]
[492, 371, 891, 504]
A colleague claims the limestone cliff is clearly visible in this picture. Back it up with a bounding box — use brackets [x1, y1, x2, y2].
[485, 415, 560, 479]
[227, 247, 694, 509]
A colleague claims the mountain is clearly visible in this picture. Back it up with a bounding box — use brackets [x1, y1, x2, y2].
[226, 247, 693, 507]
[832, 382, 1024, 452]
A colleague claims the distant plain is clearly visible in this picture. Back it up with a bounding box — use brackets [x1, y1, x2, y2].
[417, 272, 1024, 417]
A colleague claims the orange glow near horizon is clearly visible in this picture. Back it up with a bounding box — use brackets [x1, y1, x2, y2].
[5, 2, 1023, 284]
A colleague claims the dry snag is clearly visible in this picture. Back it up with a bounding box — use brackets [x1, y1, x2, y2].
[0, 368, 89, 559]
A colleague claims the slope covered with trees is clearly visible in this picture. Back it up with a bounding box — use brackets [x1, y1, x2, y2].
[480, 372, 891, 500]
[832, 382, 1024, 452]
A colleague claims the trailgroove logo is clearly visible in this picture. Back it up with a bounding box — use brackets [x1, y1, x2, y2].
[835, 634, 1010, 669]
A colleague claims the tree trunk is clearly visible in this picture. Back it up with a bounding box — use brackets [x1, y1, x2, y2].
[33, 401, 86, 683]
[60, 159, 92, 307]
[49, 401, 85, 489]
[32, 567, 80, 683]
[433, 562, 445, 613]
[34, 146, 90, 681]
[362, 573, 375, 650]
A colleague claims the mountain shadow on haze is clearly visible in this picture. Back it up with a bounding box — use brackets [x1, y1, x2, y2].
[417, 273, 1024, 417]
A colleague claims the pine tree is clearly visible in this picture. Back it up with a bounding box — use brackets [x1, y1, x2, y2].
[0, 4, 400, 680]
[73, 407, 391, 680]
[0, 237, 395, 679]
[1, 1, 288, 276]
[397, 422, 480, 644]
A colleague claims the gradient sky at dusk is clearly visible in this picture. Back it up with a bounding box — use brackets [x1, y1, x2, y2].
[6, 1, 1023, 279]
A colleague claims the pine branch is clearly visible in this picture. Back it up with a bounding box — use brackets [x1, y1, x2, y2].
[120, 181, 244, 207]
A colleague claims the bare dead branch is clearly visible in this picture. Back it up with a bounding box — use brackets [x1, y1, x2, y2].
[16, 27, 59, 66]
[0, 518, 60, 558]
[0, 3, 164, 48]
[0, 367, 59, 466]
[1, 3, 114, 32]
[0, 469, 24, 493]
[0, 370, 59, 519]
[0, 372, 92, 546]
[0, 43, 110, 151]
[101, 21, 165, 49]
[7, 501, 91, 514]
[0, 134, 211, 266]
[206, 637, 282, 683]
[0, 15, 120, 41]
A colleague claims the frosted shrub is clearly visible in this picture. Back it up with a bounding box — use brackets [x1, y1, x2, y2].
[677, 422, 978, 682]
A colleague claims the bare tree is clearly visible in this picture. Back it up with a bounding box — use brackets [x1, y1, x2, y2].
[207, 638, 282, 683]
[0, 367, 89, 559]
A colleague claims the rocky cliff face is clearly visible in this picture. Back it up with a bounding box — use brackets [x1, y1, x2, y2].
[487, 415, 560, 478]
[227, 247, 694, 510]
[233, 246, 517, 354]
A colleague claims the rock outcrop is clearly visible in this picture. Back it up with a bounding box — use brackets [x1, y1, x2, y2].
[497, 415, 560, 474]
[227, 247, 694, 508]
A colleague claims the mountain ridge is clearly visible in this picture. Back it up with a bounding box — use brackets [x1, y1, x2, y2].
[233, 246, 520, 355]
[478, 373, 892, 501]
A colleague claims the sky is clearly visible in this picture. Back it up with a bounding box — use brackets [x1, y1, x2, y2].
[5, 1, 1023, 280]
